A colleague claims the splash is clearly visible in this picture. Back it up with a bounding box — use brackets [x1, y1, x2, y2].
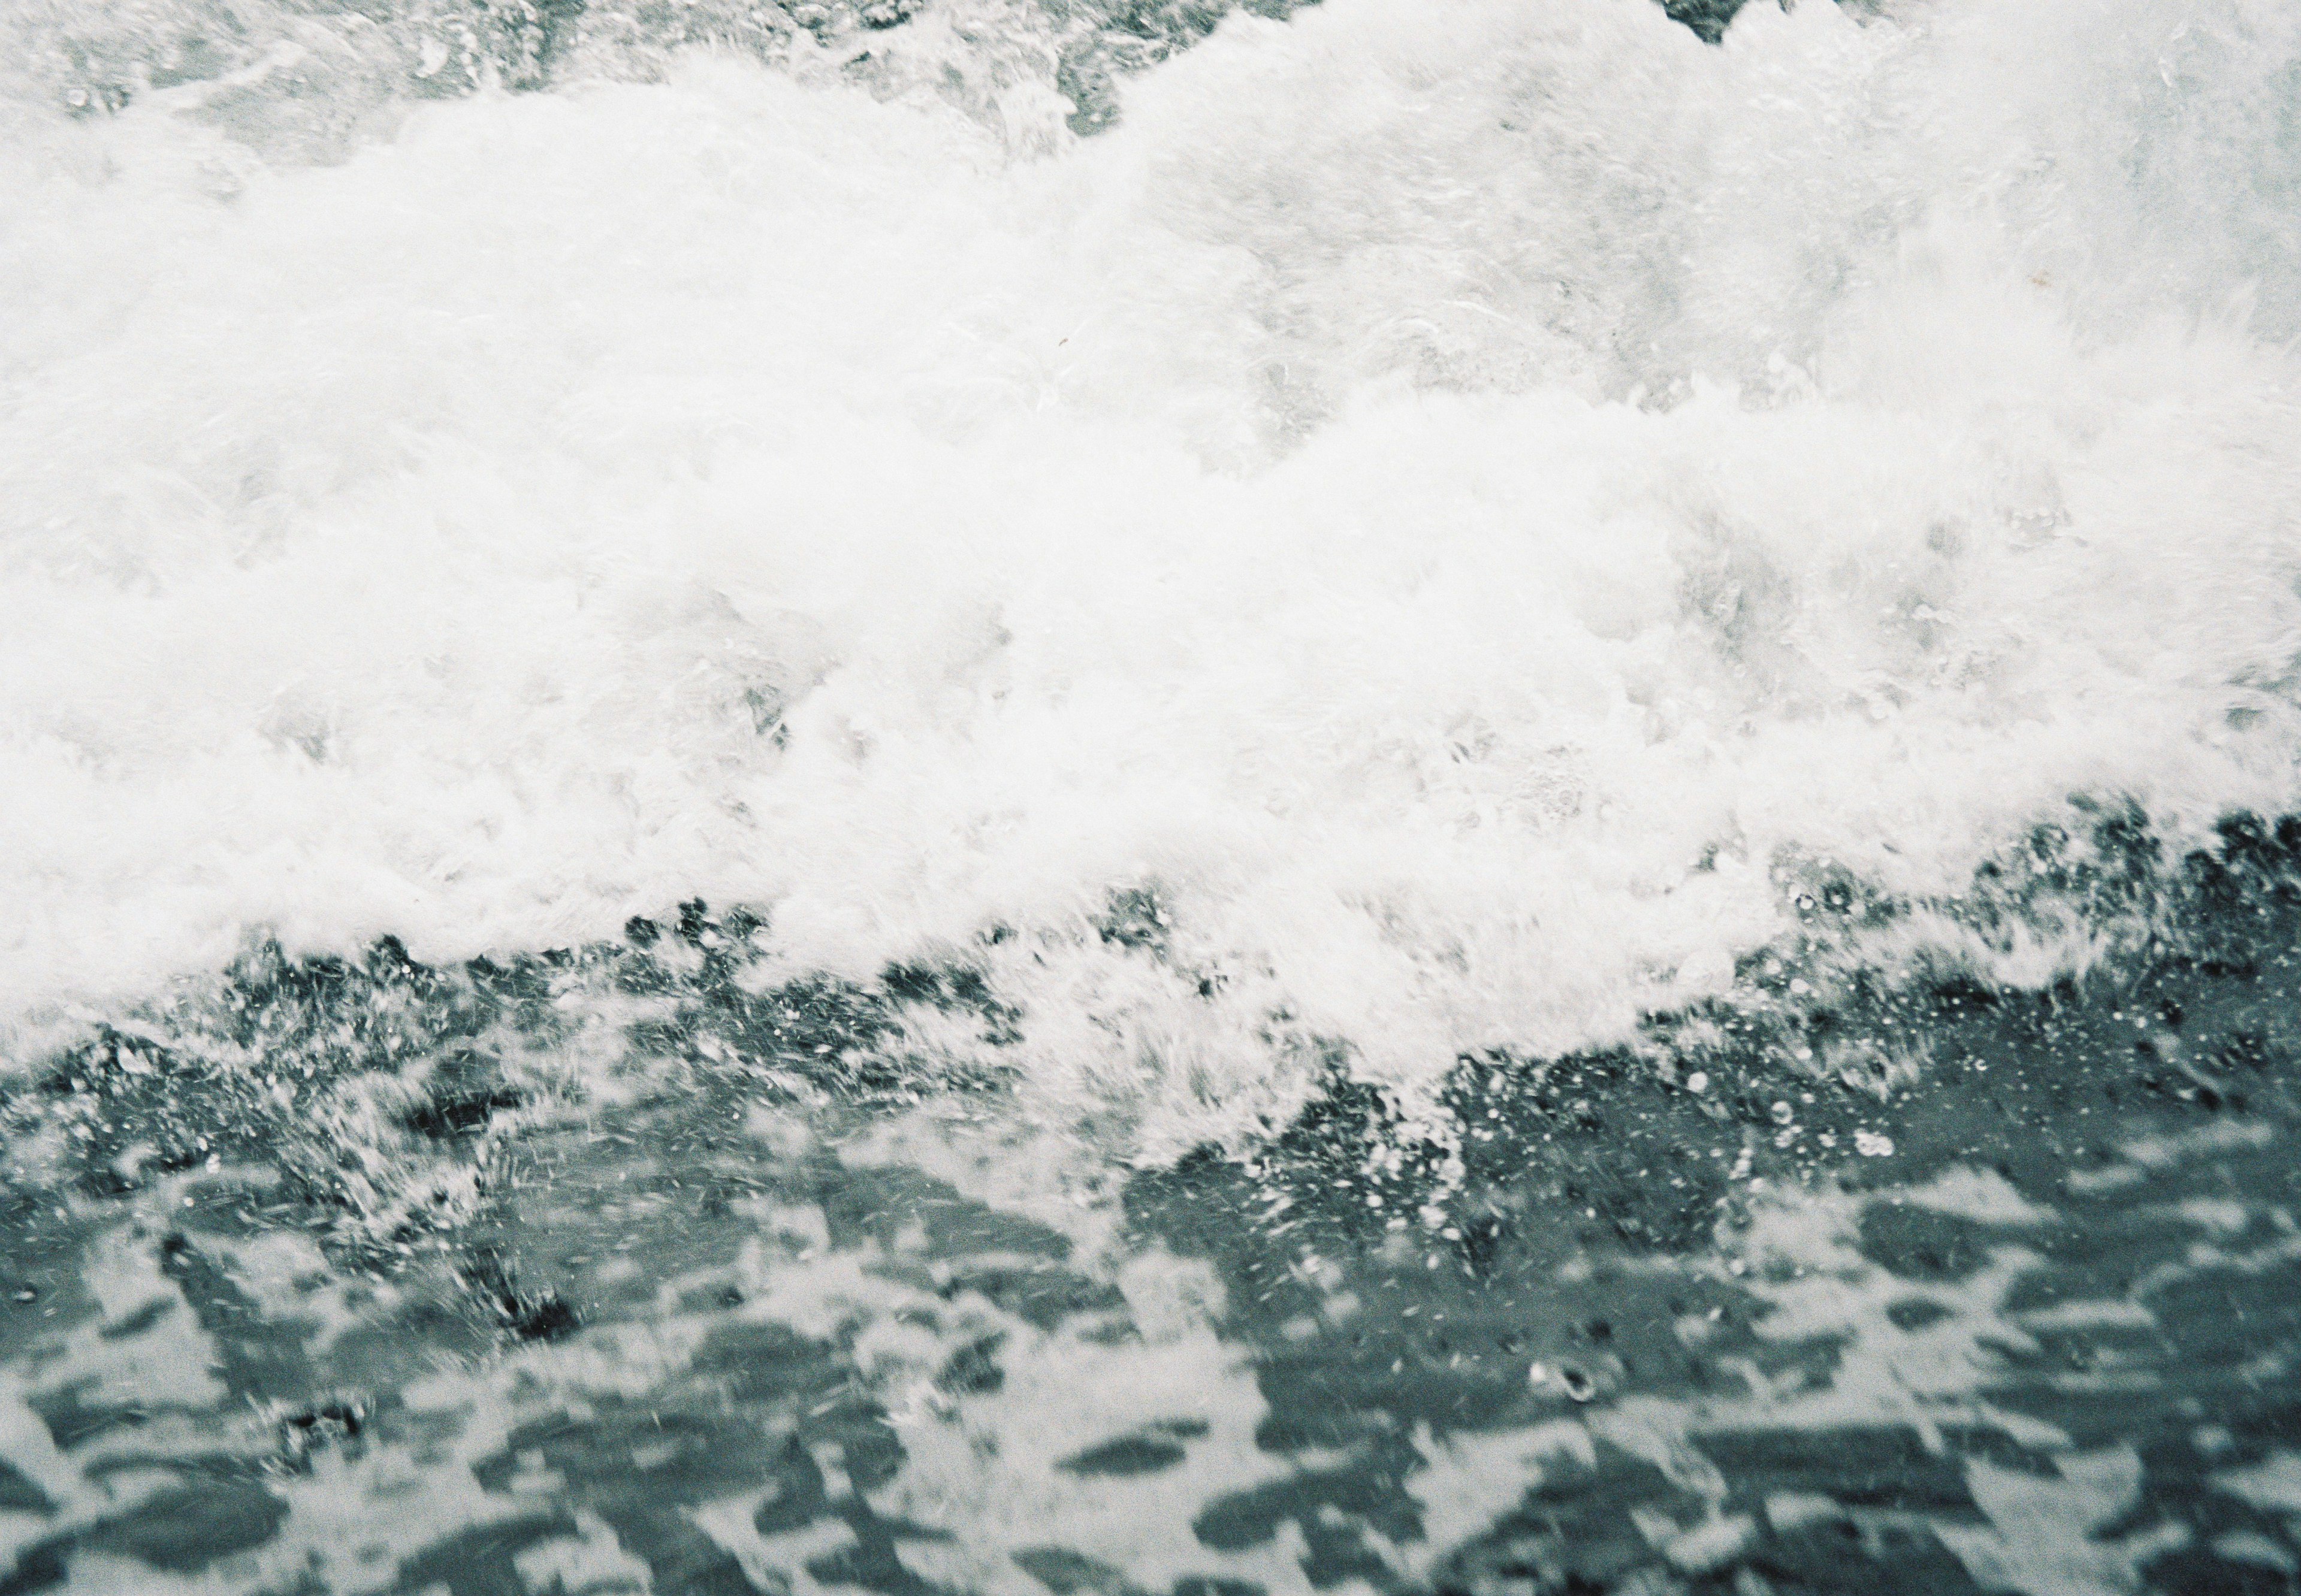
[3, 0, 2300, 1159]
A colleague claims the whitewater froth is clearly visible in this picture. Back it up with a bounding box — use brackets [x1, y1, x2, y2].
[3, 0, 2299, 1153]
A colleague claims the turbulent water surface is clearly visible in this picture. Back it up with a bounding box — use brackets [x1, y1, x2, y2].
[4, 0, 2301, 1591]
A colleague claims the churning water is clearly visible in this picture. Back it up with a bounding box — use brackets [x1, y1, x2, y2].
[4, 1, 2301, 1592]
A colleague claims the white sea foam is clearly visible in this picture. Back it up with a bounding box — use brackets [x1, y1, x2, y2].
[3, 0, 2299, 1150]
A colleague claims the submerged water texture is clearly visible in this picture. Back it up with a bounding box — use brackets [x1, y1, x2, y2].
[4, 826, 2301, 1595]
[4, 0, 2301, 1590]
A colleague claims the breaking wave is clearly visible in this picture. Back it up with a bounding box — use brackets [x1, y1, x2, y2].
[5, 0, 2301, 1163]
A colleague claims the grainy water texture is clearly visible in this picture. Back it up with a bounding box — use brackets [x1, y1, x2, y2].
[4, 1, 2301, 1594]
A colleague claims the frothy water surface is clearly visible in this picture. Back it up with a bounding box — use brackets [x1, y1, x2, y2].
[7, 0, 2301, 1135]
[3, 0, 2301, 1589]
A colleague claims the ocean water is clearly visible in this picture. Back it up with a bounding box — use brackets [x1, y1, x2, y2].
[3, 1, 2301, 1592]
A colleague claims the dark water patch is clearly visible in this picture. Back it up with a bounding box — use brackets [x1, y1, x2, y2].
[403, 1049, 525, 1142]
[1013, 1546, 1135, 1595]
[1659, 0, 1757, 44]
[1741, 1516, 1984, 1596]
[157, 1227, 320, 1401]
[463, 1250, 582, 1343]
[1856, 1202, 1998, 1283]
[460, 1327, 935, 1594]
[27, 1383, 160, 1452]
[935, 1329, 1010, 1395]
[381, 1513, 581, 1596]
[1056, 1417, 1210, 1479]
[0, 1459, 53, 1516]
[932, 1261, 1126, 1330]
[5, 1473, 291, 1589]
[690, 1317, 852, 1403]
[473, 1407, 783, 1595]
[0, 1198, 105, 1363]
[94, 1296, 174, 1341]
[804, 1510, 963, 1596]
[1059, 1432, 1188, 1477]
[1190, 1432, 1426, 1580]
[1435, 1441, 1705, 1594]
[1695, 1426, 1978, 1515]
[823, 1162, 1073, 1259]
[1882, 1296, 1953, 1332]
[0, 1546, 66, 1596]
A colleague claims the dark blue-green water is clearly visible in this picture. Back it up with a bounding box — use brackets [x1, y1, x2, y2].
[7, 0, 2301, 1590]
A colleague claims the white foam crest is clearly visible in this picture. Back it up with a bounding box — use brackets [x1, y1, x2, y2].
[3, 0, 2299, 1150]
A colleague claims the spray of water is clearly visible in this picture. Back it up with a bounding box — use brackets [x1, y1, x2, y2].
[3, 0, 2299, 1158]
